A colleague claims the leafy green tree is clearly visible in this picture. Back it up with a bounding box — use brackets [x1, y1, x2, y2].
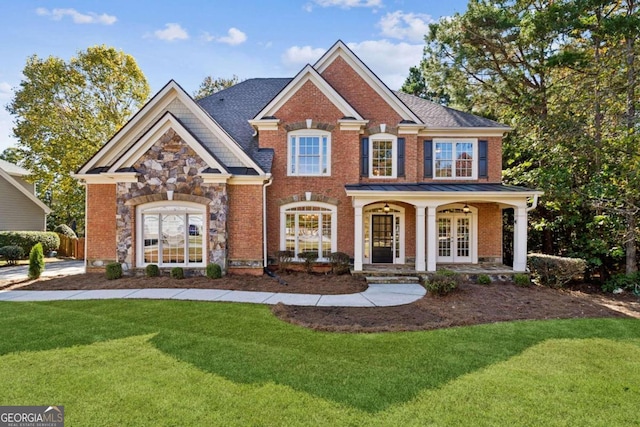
[7, 46, 150, 234]
[0, 147, 24, 165]
[192, 75, 240, 100]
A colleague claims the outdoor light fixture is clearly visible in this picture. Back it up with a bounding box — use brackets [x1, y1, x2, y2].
[462, 204, 470, 215]
[383, 203, 391, 213]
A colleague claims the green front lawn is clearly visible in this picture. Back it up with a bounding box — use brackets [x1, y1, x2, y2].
[0, 300, 639, 426]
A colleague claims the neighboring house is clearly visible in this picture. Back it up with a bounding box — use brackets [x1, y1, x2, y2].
[0, 158, 51, 231]
[75, 40, 541, 274]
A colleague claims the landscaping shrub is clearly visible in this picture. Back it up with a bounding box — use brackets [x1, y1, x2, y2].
[424, 270, 461, 296]
[54, 224, 77, 239]
[329, 252, 351, 275]
[171, 267, 185, 279]
[206, 263, 222, 279]
[28, 243, 45, 279]
[297, 251, 318, 273]
[0, 245, 25, 265]
[477, 274, 491, 285]
[514, 273, 531, 287]
[602, 272, 640, 293]
[275, 250, 294, 273]
[527, 253, 586, 288]
[105, 262, 123, 280]
[145, 264, 160, 278]
[0, 231, 60, 256]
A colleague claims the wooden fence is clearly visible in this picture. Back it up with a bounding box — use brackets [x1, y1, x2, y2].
[57, 235, 85, 259]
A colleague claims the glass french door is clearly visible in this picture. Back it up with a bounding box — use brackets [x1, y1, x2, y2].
[371, 214, 394, 263]
[437, 215, 472, 263]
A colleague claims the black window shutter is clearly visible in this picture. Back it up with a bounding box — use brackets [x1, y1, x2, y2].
[478, 139, 488, 178]
[397, 138, 405, 177]
[424, 139, 433, 178]
[360, 137, 369, 177]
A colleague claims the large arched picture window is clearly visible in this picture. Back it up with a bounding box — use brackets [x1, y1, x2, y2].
[137, 202, 206, 267]
[280, 202, 337, 260]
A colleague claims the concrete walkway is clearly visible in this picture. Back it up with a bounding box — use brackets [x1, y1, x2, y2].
[0, 283, 425, 307]
[0, 260, 85, 281]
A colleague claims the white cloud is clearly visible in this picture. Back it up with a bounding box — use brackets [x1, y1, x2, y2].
[378, 11, 433, 42]
[347, 40, 424, 89]
[153, 23, 189, 41]
[312, 0, 383, 8]
[217, 28, 247, 46]
[281, 46, 327, 67]
[36, 7, 116, 25]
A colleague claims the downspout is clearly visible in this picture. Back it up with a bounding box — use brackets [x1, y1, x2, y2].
[526, 194, 539, 212]
[263, 176, 273, 268]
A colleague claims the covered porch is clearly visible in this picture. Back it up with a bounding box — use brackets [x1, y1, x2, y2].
[345, 183, 543, 273]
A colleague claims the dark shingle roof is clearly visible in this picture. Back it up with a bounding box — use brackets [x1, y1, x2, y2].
[394, 91, 508, 128]
[197, 78, 292, 173]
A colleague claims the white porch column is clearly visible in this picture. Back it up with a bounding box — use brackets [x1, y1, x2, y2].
[415, 204, 426, 271]
[513, 204, 528, 272]
[426, 205, 437, 272]
[353, 202, 364, 271]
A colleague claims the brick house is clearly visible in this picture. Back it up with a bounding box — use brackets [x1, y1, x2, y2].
[75, 40, 541, 275]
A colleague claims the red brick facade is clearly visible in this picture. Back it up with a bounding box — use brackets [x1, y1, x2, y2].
[85, 184, 117, 270]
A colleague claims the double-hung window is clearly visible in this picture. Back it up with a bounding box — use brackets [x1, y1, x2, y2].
[434, 139, 478, 179]
[288, 130, 331, 176]
[370, 134, 398, 178]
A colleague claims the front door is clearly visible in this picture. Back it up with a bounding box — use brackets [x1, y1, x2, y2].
[372, 214, 394, 263]
[437, 215, 472, 263]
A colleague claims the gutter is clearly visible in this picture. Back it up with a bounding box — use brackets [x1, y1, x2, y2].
[527, 194, 540, 212]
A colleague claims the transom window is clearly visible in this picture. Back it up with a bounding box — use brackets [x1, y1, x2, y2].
[434, 140, 477, 179]
[280, 203, 337, 260]
[137, 203, 206, 267]
[370, 134, 397, 178]
[288, 130, 331, 176]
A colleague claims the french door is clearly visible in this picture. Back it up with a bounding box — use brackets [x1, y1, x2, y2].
[437, 214, 472, 263]
[371, 214, 394, 263]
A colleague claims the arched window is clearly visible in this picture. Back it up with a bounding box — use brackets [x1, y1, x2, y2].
[137, 202, 206, 267]
[287, 130, 331, 176]
[280, 202, 337, 260]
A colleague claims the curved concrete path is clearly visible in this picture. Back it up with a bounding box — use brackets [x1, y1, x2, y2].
[0, 283, 425, 307]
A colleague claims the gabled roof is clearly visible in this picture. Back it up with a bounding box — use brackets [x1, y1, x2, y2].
[0, 158, 30, 177]
[394, 92, 510, 129]
[252, 64, 364, 121]
[314, 40, 422, 124]
[0, 166, 51, 214]
[77, 80, 266, 177]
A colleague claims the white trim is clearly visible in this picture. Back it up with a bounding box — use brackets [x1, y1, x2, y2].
[0, 167, 51, 214]
[314, 41, 422, 123]
[364, 203, 405, 264]
[253, 65, 363, 121]
[338, 119, 369, 132]
[279, 201, 338, 261]
[227, 174, 271, 185]
[436, 204, 478, 264]
[419, 128, 511, 137]
[287, 129, 332, 177]
[136, 201, 206, 268]
[369, 133, 397, 179]
[433, 138, 478, 180]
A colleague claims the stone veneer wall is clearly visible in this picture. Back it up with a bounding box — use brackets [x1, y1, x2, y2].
[115, 128, 228, 269]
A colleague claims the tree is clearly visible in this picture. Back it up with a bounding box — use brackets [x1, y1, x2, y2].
[7, 46, 150, 234]
[192, 75, 239, 100]
[0, 147, 24, 165]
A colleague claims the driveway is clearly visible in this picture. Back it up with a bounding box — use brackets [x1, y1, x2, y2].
[0, 260, 85, 282]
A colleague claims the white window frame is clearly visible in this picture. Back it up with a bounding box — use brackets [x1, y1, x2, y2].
[136, 201, 206, 268]
[433, 138, 478, 180]
[369, 133, 397, 178]
[287, 130, 331, 176]
[279, 201, 338, 261]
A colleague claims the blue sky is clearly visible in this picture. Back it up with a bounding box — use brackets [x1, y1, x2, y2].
[0, 0, 470, 152]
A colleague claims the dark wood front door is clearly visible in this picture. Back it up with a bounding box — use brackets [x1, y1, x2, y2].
[372, 214, 393, 263]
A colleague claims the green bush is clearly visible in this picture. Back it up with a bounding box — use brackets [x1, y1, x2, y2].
[105, 262, 123, 280]
[527, 253, 587, 288]
[54, 224, 77, 239]
[297, 251, 318, 273]
[477, 274, 491, 285]
[513, 273, 531, 287]
[602, 272, 640, 293]
[145, 264, 160, 278]
[28, 243, 45, 279]
[0, 231, 60, 256]
[0, 245, 25, 265]
[275, 250, 294, 273]
[424, 269, 461, 296]
[206, 263, 222, 279]
[171, 267, 184, 280]
[329, 252, 351, 275]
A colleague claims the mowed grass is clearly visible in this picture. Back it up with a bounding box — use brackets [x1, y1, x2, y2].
[0, 300, 639, 426]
